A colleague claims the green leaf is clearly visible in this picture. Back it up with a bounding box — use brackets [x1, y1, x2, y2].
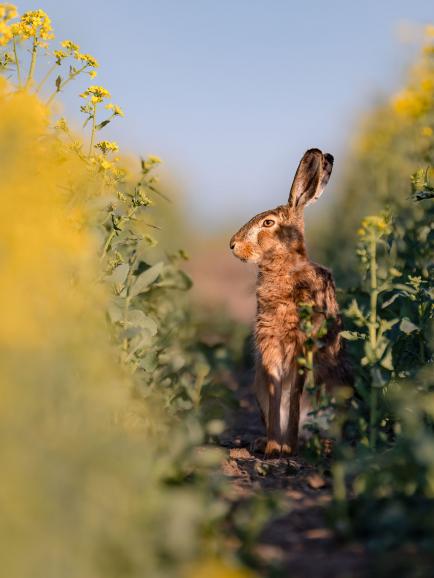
[96, 119, 111, 131]
[371, 366, 387, 388]
[129, 262, 164, 297]
[178, 270, 193, 290]
[394, 283, 417, 295]
[380, 348, 394, 371]
[126, 310, 158, 335]
[128, 332, 154, 356]
[107, 299, 123, 323]
[340, 330, 366, 341]
[379, 318, 399, 332]
[139, 351, 159, 372]
[381, 293, 403, 309]
[400, 318, 419, 334]
[345, 299, 367, 325]
[107, 263, 129, 286]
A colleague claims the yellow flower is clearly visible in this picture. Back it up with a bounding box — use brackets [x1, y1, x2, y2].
[188, 560, 257, 578]
[91, 154, 113, 172]
[18, 9, 54, 43]
[425, 24, 434, 38]
[76, 52, 99, 68]
[95, 140, 119, 154]
[421, 126, 433, 137]
[0, 19, 12, 46]
[392, 89, 428, 118]
[105, 102, 124, 117]
[148, 154, 162, 164]
[54, 117, 69, 132]
[421, 77, 434, 92]
[80, 85, 111, 103]
[0, 3, 17, 22]
[358, 215, 392, 240]
[53, 48, 67, 63]
[61, 39, 80, 52]
[88, 70, 97, 79]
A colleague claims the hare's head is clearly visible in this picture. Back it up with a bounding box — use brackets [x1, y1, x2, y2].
[229, 149, 333, 265]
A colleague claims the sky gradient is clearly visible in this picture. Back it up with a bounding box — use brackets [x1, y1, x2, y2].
[20, 0, 434, 229]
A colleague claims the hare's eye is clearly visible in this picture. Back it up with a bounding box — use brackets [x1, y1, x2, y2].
[262, 219, 275, 228]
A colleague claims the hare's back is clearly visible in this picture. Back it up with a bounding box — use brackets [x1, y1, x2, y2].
[308, 263, 339, 314]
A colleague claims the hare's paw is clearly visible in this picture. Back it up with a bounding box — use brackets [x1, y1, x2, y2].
[264, 440, 281, 458]
[251, 436, 267, 453]
[281, 443, 296, 457]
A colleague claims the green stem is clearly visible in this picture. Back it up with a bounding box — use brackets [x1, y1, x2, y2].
[369, 383, 377, 449]
[12, 37, 22, 88]
[418, 304, 425, 365]
[100, 206, 138, 260]
[46, 64, 88, 105]
[122, 296, 131, 354]
[369, 234, 378, 450]
[36, 62, 57, 94]
[101, 229, 117, 259]
[89, 102, 97, 156]
[122, 255, 137, 355]
[306, 347, 315, 406]
[368, 235, 378, 351]
[332, 462, 350, 536]
[25, 39, 38, 89]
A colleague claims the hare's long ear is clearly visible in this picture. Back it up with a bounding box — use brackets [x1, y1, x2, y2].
[288, 149, 334, 208]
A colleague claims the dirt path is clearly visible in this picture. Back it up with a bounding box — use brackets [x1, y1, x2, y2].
[220, 372, 369, 578]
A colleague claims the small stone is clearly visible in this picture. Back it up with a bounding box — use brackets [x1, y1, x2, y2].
[229, 447, 252, 459]
[307, 473, 327, 489]
[287, 490, 304, 500]
[304, 528, 333, 540]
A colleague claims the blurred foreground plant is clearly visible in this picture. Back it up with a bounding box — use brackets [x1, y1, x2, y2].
[0, 5, 242, 578]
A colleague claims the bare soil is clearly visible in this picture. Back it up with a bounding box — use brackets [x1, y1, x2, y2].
[220, 372, 370, 578]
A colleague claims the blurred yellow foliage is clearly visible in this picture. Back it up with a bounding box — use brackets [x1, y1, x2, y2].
[355, 30, 434, 157]
[0, 75, 165, 578]
[189, 560, 258, 578]
[0, 77, 94, 345]
[392, 34, 434, 119]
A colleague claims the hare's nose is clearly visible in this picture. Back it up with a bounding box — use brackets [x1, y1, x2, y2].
[229, 239, 236, 250]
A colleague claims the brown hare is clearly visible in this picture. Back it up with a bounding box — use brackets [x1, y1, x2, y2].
[230, 149, 352, 458]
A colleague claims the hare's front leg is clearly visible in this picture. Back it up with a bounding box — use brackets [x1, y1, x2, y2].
[264, 368, 283, 458]
[257, 342, 289, 457]
[281, 366, 305, 455]
[254, 357, 268, 427]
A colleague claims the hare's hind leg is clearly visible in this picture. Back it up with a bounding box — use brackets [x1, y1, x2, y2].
[251, 361, 269, 453]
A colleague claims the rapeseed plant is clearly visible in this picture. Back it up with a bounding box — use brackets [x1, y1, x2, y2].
[0, 4, 237, 577]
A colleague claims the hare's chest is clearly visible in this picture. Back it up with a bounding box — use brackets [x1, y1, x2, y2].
[256, 301, 300, 339]
[255, 277, 315, 346]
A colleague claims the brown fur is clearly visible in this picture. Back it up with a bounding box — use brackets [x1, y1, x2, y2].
[230, 149, 352, 458]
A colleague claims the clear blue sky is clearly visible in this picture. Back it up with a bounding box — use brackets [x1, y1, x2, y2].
[21, 0, 434, 230]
